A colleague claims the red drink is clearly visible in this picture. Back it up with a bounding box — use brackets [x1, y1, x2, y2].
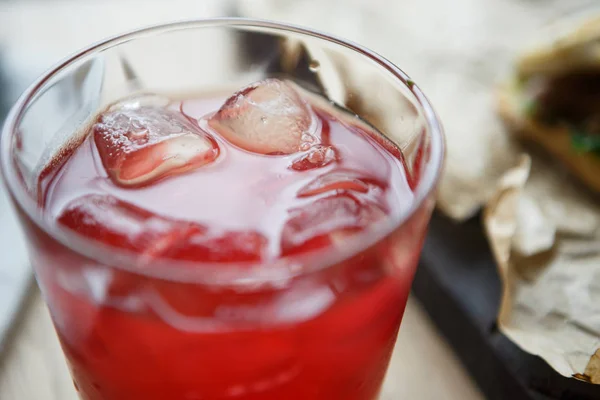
[27, 78, 428, 400]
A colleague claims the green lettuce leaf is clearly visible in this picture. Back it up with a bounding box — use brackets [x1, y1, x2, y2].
[571, 129, 600, 156]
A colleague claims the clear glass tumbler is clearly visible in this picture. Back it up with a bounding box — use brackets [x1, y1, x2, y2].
[0, 19, 444, 400]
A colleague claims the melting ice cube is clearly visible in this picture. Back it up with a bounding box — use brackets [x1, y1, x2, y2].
[167, 230, 267, 262]
[58, 194, 267, 263]
[94, 100, 219, 187]
[289, 145, 337, 171]
[296, 170, 374, 197]
[281, 193, 386, 255]
[209, 79, 319, 155]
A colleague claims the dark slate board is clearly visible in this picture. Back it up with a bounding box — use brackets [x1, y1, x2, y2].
[413, 212, 600, 400]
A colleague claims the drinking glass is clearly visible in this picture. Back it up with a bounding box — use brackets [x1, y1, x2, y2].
[0, 19, 444, 400]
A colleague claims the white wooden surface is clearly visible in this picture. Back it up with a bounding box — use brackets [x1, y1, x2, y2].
[0, 186, 31, 353]
[0, 290, 483, 399]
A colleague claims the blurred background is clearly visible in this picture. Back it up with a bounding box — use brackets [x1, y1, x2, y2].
[0, 0, 590, 122]
[0, 0, 597, 399]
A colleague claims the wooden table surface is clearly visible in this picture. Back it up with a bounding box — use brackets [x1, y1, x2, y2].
[0, 1, 485, 398]
[0, 289, 483, 400]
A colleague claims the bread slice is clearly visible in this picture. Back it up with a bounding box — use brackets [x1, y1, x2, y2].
[517, 16, 600, 78]
[497, 81, 600, 193]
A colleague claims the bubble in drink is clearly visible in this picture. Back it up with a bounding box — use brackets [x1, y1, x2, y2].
[94, 102, 219, 187]
[209, 79, 319, 155]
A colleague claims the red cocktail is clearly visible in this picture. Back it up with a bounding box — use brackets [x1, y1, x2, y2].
[1, 20, 444, 400]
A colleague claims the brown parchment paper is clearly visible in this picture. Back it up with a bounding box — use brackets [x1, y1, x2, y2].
[484, 150, 600, 381]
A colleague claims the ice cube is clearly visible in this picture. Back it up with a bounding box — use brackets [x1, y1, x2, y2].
[281, 193, 386, 255]
[296, 170, 374, 197]
[164, 230, 267, 262]
[289, 145, 337, 171]
[57, 194, 201, 252]
[58, 194, 267, 263]
[209, 79, 319, 155]
[94, 104, 219, 187]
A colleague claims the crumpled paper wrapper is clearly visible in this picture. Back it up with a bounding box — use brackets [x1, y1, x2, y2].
[484, 150, 600, 381]
[239, 0, 600, 382]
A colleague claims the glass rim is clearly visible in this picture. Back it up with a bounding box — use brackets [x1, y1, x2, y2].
[0, 18, 445, 285]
